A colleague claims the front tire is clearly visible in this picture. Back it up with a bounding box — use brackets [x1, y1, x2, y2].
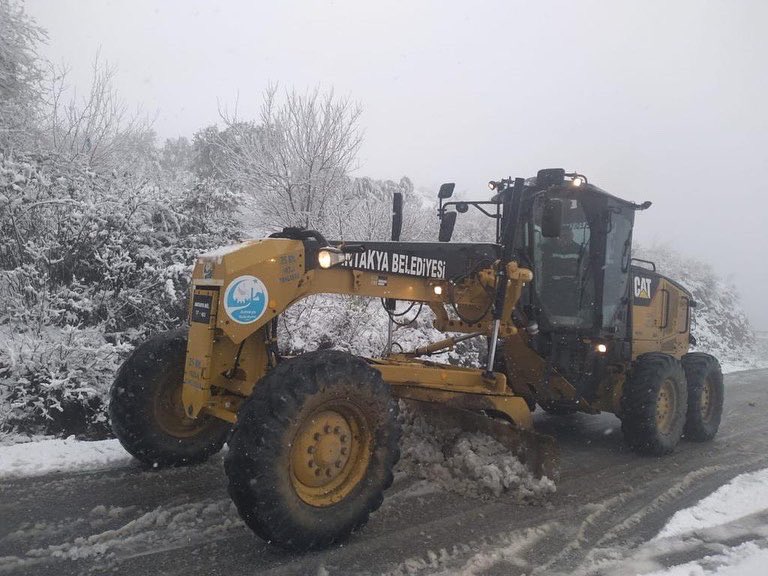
[621, 353, 687, 455]
[682, 353, 724, 441]
[225, 350, 400, 552]
[109, 328, 231, 466]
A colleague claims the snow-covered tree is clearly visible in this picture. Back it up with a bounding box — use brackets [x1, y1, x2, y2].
[218, 85, 363, 232]
[0, 151, 243, 436]
[159, 136, 193, 174]
[0, 0, 46, 151]
[46, 57, 156, 174]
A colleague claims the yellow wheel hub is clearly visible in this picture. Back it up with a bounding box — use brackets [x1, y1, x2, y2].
[290, 406, 371, 507]
[154, 377, 206, 438]
[655, 378, 677, 434]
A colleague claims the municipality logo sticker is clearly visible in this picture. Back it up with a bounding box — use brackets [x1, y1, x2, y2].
[224, 275, 268, 324]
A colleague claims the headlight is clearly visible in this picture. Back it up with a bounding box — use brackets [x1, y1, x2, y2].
[318, 248, 347, 269]
[572, 176, 585, 187]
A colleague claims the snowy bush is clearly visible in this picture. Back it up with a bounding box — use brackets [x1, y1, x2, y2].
[0, 326, 126, 438]
[0, 152, 242, 436]
[0, 154, 242, 332]
[0, 0, 46, 151]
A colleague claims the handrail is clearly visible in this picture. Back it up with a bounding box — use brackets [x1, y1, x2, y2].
[631, 258, 656, 272]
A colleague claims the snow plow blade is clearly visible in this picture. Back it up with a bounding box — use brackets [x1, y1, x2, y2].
[405, 400, 559, 480]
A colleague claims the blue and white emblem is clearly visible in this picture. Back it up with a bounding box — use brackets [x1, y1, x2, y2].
[223, 275, 269, 324]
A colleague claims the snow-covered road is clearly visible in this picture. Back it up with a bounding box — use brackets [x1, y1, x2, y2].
[1, 369, 766, 576]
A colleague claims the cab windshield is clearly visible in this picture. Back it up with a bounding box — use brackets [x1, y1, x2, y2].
[526, 189, 634, 335]
[531, 195, 596, 329]
[602, 204, 634, 329]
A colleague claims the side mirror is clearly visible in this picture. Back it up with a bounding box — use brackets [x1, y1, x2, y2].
[391, 192, 403, 241]
[438, 182, 455, 199]
[438, 211, 457, 242]
[455, 201, 469, 213]
[541, 198, 563, 238]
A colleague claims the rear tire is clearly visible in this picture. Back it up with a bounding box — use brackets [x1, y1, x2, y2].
[621, 353, 687, 455]
[682, 353, 724, 441]
[225, 350, 400, 552]
[109, 328, 231, 467]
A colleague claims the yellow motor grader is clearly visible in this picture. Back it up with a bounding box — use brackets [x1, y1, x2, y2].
[109, 169, 724, 551]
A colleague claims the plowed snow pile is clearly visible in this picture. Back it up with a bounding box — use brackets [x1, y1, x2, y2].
[394, 404, 556, 501]
[0, 437, 131, 479]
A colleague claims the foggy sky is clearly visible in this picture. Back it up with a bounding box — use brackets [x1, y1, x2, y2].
[26, 0, 768, 328]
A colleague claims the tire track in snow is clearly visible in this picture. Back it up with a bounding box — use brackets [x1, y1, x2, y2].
[436, 524, 556, 576]
[549, 456, 768, 576]
[0, 497, 243, 574]
[380, 522, 558, 576]
[529, 491, 632, 575]
[592, 465, 727, 546]
[583, 509, 768, 575]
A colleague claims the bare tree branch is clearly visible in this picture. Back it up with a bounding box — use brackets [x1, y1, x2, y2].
[218, 85, 363, 231]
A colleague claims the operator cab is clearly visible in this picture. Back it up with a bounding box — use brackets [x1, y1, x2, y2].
[517, 170, 649, 396]
[521, 173, 636, 342]
[437, 168, 650, 398]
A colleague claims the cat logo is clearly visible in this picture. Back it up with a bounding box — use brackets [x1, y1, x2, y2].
[633, 274, 658, 306]
[634, 276, 652, 299]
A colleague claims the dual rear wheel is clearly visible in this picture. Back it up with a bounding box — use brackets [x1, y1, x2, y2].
[621, 352, 723, 455]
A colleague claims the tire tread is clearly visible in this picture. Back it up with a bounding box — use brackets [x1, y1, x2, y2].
[682, 352, 724, 441]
